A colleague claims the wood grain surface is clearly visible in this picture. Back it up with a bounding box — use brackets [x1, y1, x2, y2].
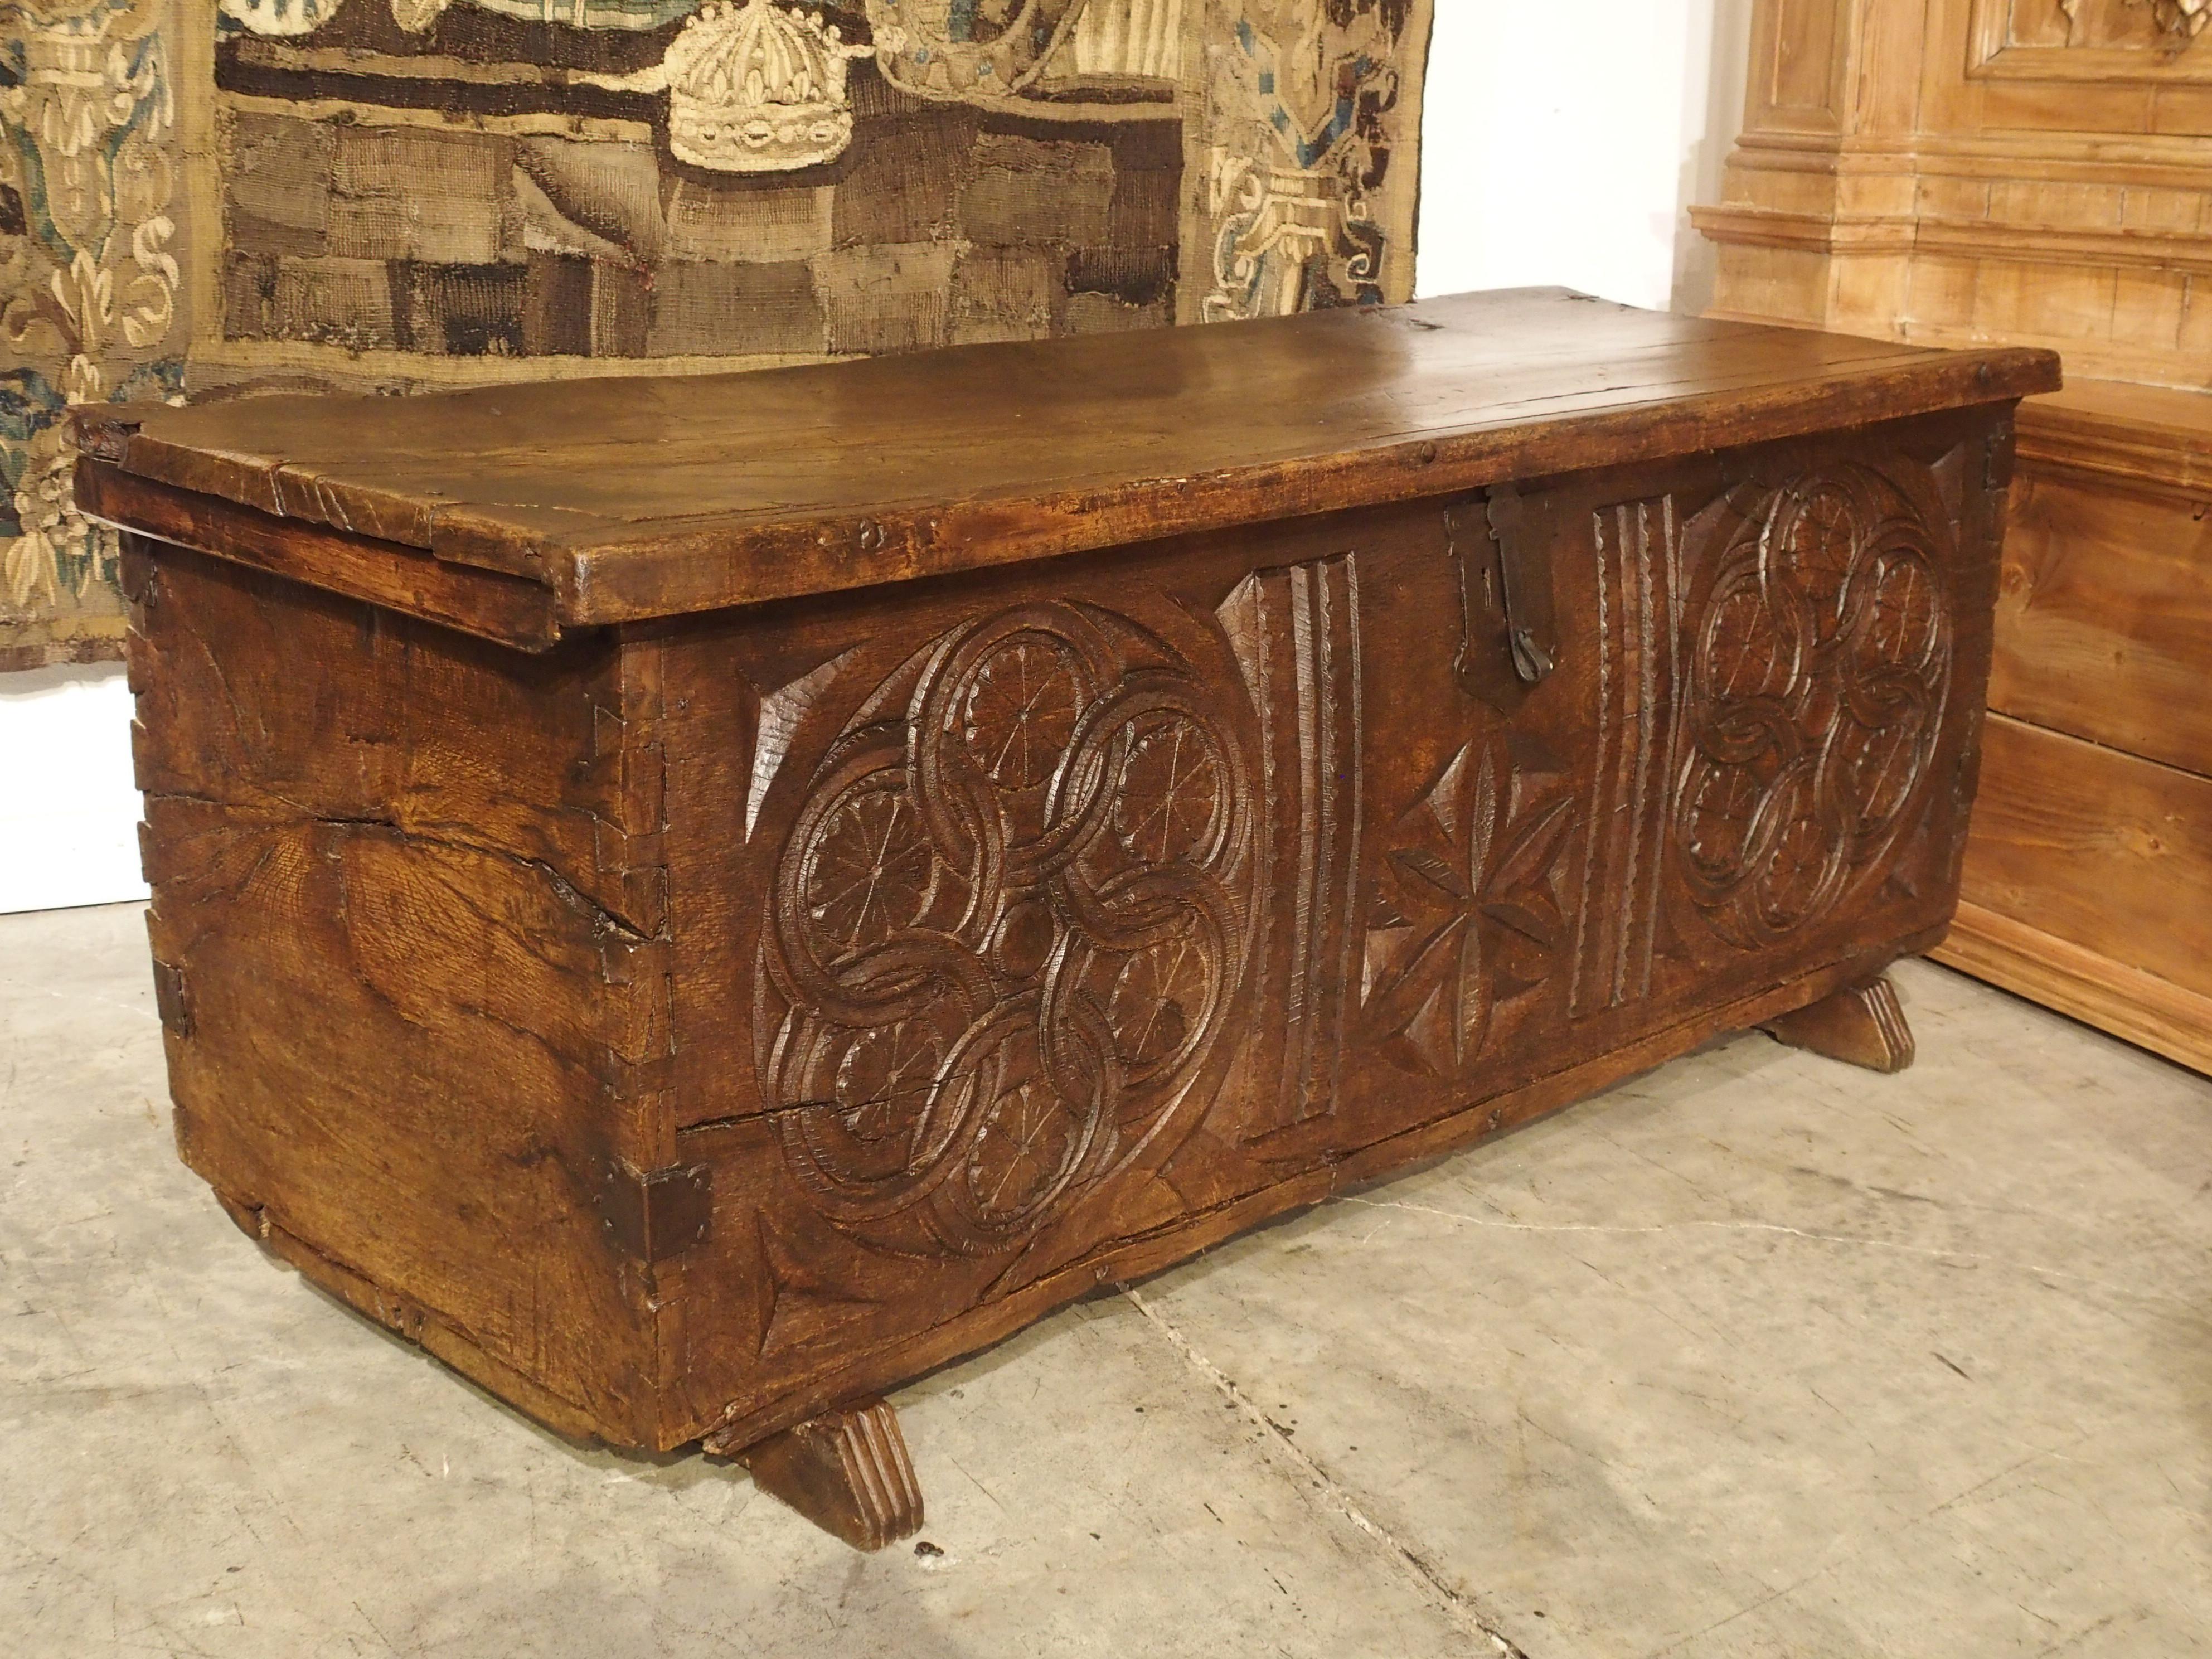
[1933, 901, 2212, 1075]
[1995, 462, 2212, 777]
[80, 290, 2058, 636]
[1952, 712, 2212, 1003]
[127, 539, 675, 1442]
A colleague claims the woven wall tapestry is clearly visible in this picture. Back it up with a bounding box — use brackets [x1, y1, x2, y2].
[2, 0, 1432, 669]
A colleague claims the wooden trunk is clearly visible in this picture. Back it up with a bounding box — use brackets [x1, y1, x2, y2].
[77, 291, 2059, 1539]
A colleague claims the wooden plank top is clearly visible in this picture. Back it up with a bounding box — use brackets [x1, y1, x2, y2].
[79, 289, 2060, 637]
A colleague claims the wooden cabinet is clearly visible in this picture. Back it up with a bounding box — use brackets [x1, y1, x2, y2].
[1696, 0, 2212, 1073]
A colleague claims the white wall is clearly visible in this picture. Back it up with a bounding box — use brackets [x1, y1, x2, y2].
[0, 666, 147, 913]
[1416, 0, 1750, 312]
[0, 2, 1750, 914]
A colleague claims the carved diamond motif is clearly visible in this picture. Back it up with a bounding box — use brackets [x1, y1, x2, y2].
[1362, 734, 1578, 1079]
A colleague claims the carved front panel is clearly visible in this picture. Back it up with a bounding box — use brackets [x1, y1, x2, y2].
[659, 419, 2004, 1442]
[1216, 552, 1365, 1139]
[1361, 732, 1579, 1080]
[1572, 495, 1682, 1016]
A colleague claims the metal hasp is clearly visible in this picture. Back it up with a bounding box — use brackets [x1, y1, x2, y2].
[1486, 482, 1559, 686]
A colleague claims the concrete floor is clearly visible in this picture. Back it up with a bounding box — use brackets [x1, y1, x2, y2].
[4, 903, 2209, 1658]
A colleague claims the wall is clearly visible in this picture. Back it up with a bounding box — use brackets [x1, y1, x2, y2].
[1416, 0, 1749, 309]
[0, 668, 147, 913]
[1, 0, 1747, 915]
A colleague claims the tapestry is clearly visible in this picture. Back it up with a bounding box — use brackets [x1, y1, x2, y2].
[2, 0, 1432, 669]
[2, 0, 186, 668]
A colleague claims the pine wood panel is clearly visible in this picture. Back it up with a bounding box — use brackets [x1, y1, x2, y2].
[1695, 1, 2212, 389]
[1953, 713, 2212, 1002]
[1994, 463, 2212, 777]
[1934, 901, 2212, 1074]
[2017, 379, 2212, 492]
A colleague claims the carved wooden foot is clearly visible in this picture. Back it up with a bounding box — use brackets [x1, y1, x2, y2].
[724, 1397, 924, 1551]
[1763, 974, 1915, 1073]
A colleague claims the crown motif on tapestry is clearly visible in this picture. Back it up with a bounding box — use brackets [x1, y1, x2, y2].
[663, 0, 872, 173]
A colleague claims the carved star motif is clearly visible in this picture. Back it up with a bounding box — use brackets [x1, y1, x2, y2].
[1361, 735, 1577, 1080]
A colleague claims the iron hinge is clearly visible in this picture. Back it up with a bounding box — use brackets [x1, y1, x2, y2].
[151, 960, 192, 1037]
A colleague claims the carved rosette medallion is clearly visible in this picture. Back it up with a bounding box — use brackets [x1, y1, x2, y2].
[758, 600, 1257, 1257]
[1673, 468, 1953, 949]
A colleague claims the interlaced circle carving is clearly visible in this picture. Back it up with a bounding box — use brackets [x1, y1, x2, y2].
[1673, 468, 1953, 948]
[759, 601, 1255, 1256]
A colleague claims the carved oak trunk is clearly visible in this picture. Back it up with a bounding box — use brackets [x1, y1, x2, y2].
[76, 291, 2059, 1534]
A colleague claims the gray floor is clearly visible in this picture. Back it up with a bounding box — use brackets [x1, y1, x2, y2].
[4, 903, 2209, 1659]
